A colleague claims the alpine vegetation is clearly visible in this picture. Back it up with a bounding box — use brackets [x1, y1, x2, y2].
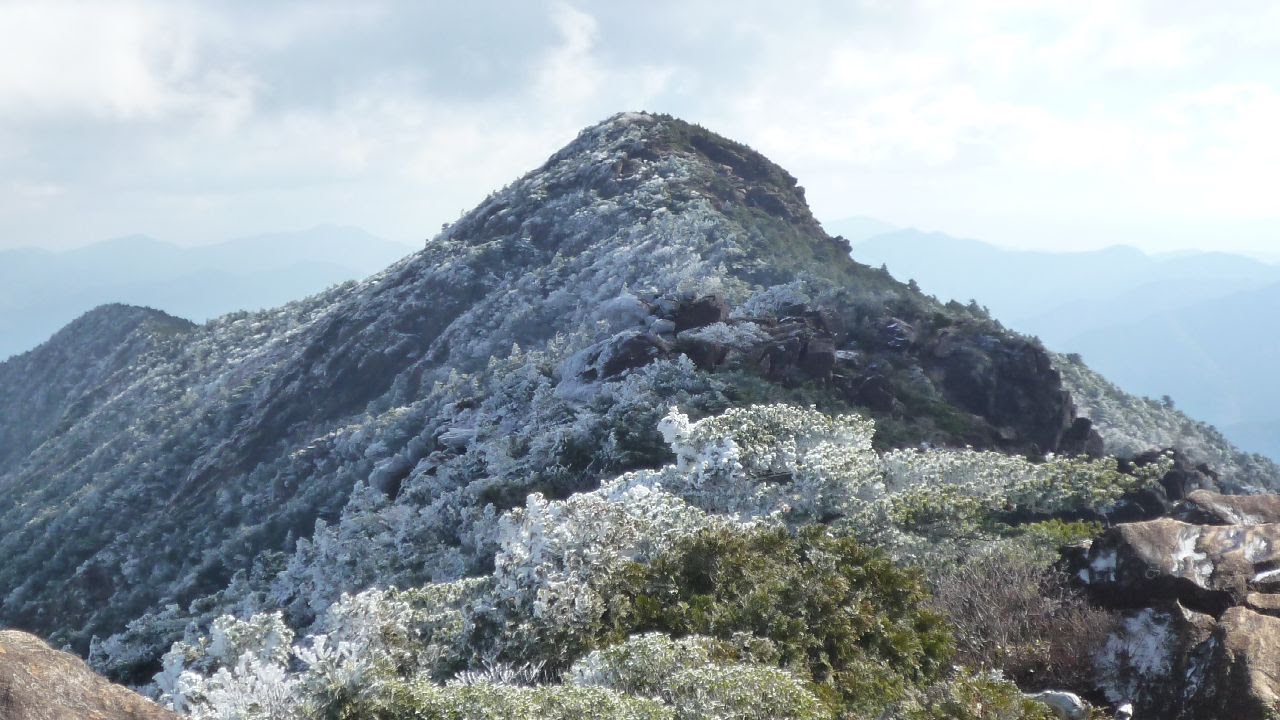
[0, 113, 1268, 718]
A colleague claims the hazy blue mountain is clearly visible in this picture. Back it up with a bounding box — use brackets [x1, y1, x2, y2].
[1065, 281, 1280, 457]
[822, 215, 898, 243]
[0, 226, 413, 361]
[849, 229, 1280, 457]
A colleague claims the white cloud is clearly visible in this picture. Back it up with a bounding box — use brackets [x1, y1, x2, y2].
[2, 0, 1279, 254]
[0, 1, 255, 124]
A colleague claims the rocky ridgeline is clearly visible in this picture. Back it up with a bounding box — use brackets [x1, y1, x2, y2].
[0, 630, 177, 719]
[577, 291, 1102, 457]
[1076, 489, 1280, 719]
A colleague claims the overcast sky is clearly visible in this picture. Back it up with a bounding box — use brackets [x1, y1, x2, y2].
[3, 0, 1279, 255]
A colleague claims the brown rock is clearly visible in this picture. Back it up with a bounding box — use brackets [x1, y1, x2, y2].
[1185, 607, 1280, 719]
[674, 335, 729, 370]
[0, 630, 178, 720]
[798, 337, 835, 378]
[1177, 490, 1280, 526]
[1080, 518, 1280, 613]
[1245, 592, 1280, 616]
[600, 332, 670, 378]
[671, 295, 729, 332]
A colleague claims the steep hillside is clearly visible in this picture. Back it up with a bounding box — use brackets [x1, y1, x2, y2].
[850, 229, 1280, 460]
[0, 113, 1229, 704]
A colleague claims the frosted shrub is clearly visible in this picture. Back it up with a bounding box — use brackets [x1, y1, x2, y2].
[568, 632, 831, 720]
[156, 403, 1159, 719]
[733, 280, 812, 318]
[366, 680, 675, 720]
[568, 632, 717, 698]
[656, 404, 882, 522]
[475, 480, 728, 668]
[676, 321, 769, 351]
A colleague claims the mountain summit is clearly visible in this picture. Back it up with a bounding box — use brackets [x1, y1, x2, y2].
[0, 113, 1255, 688]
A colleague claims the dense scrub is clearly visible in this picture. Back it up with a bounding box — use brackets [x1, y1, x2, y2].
[152, 404, 1155, 719]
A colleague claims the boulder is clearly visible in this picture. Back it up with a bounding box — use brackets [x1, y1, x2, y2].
[1079, 518, 1280, 614]
[671, 294, 729, 332]
[1183, 607, 1280, 719]
[798, 336, 836, 378]
[852, 374, 896, 412]
[600, 332, 671, 378]
[0, 629, 178, 719]
[1057, 416, 1105, 458]
[1245, 592, 1280, 617]
[1106, 452, 1220, 523]
[673, 335, 729, 370]
[1096, 604, 1216, 720]
[1176, 489, 1280, 526]
[1026, 690, 1089, 720]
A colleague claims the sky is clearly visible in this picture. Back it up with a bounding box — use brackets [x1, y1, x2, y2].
[3, 0, 1280, 255]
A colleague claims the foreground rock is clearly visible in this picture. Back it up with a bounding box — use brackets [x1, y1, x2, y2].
[0, 630, 177, 719]
[1185, 607, 1280, 719]
[1175, 489, 1280, 526]
[1080, 517, 1280, 614]
[1079, 494, 1280, 719]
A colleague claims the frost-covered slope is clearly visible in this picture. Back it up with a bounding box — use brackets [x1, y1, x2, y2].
[0, 304, 194, 470]
[0, 113, 1123, 681]
[1055, 351, 1280, 491]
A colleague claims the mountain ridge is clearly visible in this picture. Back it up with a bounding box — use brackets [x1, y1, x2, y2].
[0, 225, 412, 362]
[0, 113, 1265, 697]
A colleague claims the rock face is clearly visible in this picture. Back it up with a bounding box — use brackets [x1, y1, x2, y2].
[1081, 518, 1280, 614]
[0, 630, 177, 719]
[1175, 489, 1280, 526]
[1081, 491, 1280, 718]
[1184, 607, 1280, 719]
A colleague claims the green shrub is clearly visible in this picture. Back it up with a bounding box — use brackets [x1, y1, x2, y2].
[599, 525, 954, 715]
[892, 670, 1060, 720]
[569, 633, 832, 720]
[353, 681, 674, 720]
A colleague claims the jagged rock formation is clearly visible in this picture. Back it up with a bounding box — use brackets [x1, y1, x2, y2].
[0, 630, 177, 719]
[1079, 489, 1280, 718]
[0, 112, 1254, 696]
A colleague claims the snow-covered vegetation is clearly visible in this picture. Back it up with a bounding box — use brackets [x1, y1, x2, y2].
[0, 112, 1258, 718]
[1055, 352, 1279, 491]
[150, 403, 1150, 719]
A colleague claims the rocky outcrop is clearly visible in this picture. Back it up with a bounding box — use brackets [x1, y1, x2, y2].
[1175, 489, 1280, 526]
[1080, 518, 1280, 614]
[1078, 492, 1280, 718]
[0, 630, 177, 719]
[1183, 607, 1280, 719]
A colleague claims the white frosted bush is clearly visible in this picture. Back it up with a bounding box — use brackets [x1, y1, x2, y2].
[568, 633, 831, 720]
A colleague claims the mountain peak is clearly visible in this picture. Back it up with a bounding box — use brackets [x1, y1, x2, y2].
[430, 112, 835, 290]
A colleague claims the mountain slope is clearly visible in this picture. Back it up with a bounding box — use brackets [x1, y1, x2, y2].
[850, 229, 1280, 459]
[0, 113, 1239, 685]
[0, 305, 194, 471]
[1062, 281, 1280, 458]
[0, 226, 411, 362]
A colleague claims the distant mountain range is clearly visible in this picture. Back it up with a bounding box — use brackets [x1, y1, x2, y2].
[0, 226, 413, 362]
[844, 227, 1280, 458]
